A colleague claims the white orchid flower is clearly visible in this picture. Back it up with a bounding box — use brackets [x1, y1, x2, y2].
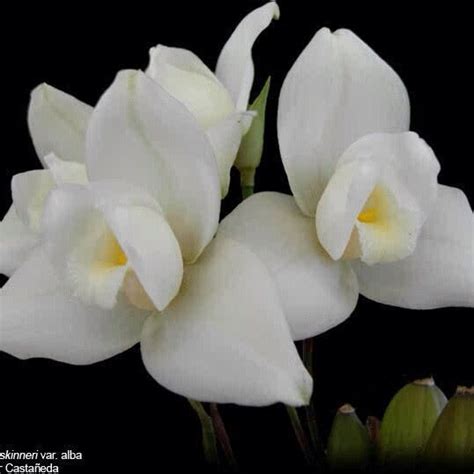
[0, 69, 311, 407]
[0, 1, 279, 273]
[0, 84, 92, 276]
[146, 1, 280, 196]
[220, 28, 474, 341]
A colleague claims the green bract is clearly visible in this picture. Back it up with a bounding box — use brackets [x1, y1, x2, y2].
[424, 386, 474, 470]
[378, 378, 447, 469]
[236, 77, 271, 193]
[327, 404, 372, 470]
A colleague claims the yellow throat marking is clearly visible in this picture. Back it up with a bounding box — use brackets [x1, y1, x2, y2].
[357, 208, 378, 223]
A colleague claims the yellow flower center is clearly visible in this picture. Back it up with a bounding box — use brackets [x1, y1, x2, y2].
[95, 233, 128, 269]
[356, 185, 389, 226]
[345, 184, 420, 264]
[109, 238, 128, 267]
[357, 208, 378, 223]
[97, 232, 154, 310]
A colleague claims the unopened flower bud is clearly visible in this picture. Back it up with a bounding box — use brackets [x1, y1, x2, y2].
[327, 403, 372, 470]
[378, 377, 447, 470]
[424, 385, 474, 470]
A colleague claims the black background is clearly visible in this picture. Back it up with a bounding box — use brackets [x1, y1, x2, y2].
[1, 1, 472, 473]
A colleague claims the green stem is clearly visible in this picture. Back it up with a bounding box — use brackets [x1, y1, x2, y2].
[188, 399, 219, 466]
[286, 405, 315, 466]
[239, 168, 256, 200]
[210, 403, 238, 472]
[302, 338, 326, 469]
[241, 185, 254, 200]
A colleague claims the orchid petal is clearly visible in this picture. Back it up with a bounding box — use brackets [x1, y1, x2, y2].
[352, 185, 474, 309]
[278, 28, 410, 215]
[11, 170, 55, 232]
[0, 206, 37, 277]
[219, 192, 359, 340]
[206, 111, 254, 197]
[42, 182, 183, 312]
[216, 2, 280, 111]
[0, 248, 147, 365]
[86, 70, 220, 263]
[44, 153, 88, 185]
[147, 45, 235, 129]
[90, 182, 183, 311]
[1, 158, 88, 276]
[28, 84, 92, 165]
[316, 132, 439, 264]
[141, 234, 312, 406]
[42, 184, 127, 309]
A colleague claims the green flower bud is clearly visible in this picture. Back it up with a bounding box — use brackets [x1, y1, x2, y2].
[378, 377, 447, 470]
[424, 385, 474, 471]
[326, 404, 372, 470]
[235, 77, 271, 196]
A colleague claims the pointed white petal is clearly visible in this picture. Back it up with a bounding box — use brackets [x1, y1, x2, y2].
[219, 192, 358, 340]
[141, 234, 312, 406]
[0, 205, 38, 276]
[352, 185, 474, 308]
[86, 70, 220, 263]
[278, 28, 410, 215]
[216, 2, 280, 111]
[316, 132, 440, 263]
[147, 45, 235, 129]
[0, 248, 147, 364]
[206, 112, 254, 197]
[28, 84, 93, 165]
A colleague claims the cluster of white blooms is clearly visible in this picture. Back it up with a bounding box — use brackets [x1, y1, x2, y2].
[0, 2, 472, 407]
